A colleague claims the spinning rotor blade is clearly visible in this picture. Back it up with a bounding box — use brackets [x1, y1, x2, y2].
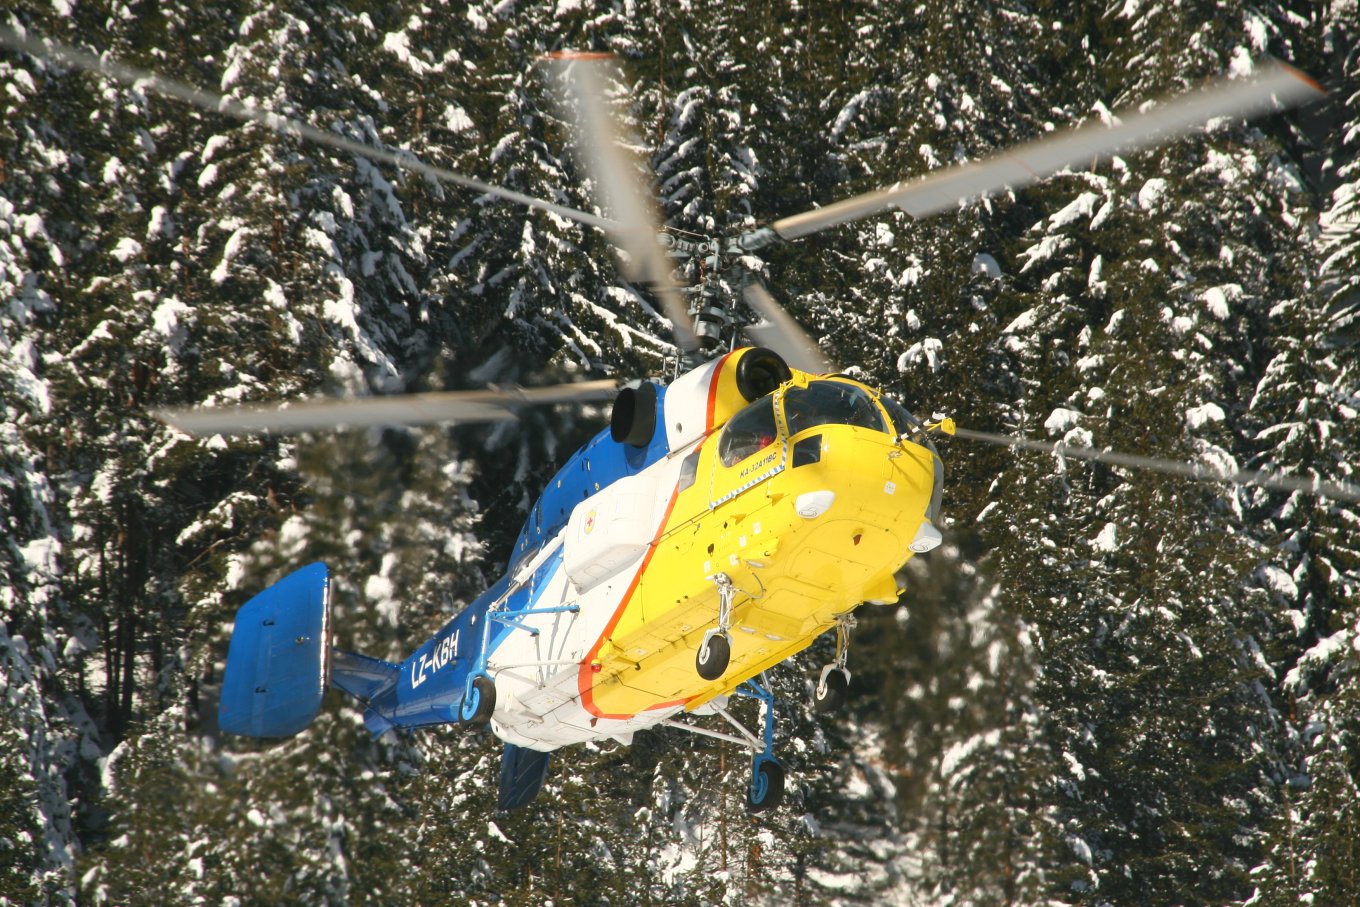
[741, 279, 833, 374]
[0, 27, 618, 233]
[547, 54, 702, 355]
[156, 380, 619, 437]
[954, 427, 1360, 504]
[769, 61, 1324, 240]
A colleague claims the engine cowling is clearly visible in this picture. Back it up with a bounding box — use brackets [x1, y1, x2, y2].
[609, 380, 659, 447]
[661, 347, 792, 451]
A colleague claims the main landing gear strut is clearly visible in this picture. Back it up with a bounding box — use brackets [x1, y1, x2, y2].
[662, 672, 786, 813]
[740, 677, 785, 813]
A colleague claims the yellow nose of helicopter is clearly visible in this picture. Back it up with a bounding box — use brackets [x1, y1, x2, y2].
[581, 374, 943, 719]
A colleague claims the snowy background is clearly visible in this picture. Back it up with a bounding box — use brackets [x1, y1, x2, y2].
[2, 1, 1359, 904]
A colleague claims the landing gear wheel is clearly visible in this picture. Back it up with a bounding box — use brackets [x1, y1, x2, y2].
[747, 759, 785, 814]
[696, 632, 731, 681]
[814, 668, 849, 713]
[459, 675, 496, 727]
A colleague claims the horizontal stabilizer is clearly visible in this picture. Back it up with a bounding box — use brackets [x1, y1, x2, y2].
[219, 563, 331, 737]
[498, 744, 552, 810]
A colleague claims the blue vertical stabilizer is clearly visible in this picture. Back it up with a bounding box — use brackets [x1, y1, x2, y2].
[498, 743, 553, 810]
[219, 563, 331, 737]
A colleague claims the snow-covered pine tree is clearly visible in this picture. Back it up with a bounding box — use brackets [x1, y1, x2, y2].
[6, 1, 1360, 903]
[0, 14, 92, 901]
[939, 6, 1323, 899]
[1247, 8, 1360, 901]
[55, 1, 497, 899]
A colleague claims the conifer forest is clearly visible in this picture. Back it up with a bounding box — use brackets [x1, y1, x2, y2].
[3, 0, 1360, 904]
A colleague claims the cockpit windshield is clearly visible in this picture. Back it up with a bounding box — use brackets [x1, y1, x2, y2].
[718, 380, 896, 469]
[783, 380, 888, 435]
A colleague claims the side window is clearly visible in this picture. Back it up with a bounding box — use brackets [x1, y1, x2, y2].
[717, 397, 778, 467]
[881, 395, 919, 438]
[678, 449, 701, 491]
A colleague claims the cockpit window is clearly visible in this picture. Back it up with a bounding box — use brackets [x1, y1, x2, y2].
[783, 381, 888, 435]
[718, 397, 778, 467]
[881, 395, 921, 438]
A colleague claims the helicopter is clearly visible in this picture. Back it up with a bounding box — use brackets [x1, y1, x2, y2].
[9, 28, 1346, 812]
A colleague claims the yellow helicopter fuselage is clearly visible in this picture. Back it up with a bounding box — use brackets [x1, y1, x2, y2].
[464, 350, 945, 751]
[579, 409, 937, 719]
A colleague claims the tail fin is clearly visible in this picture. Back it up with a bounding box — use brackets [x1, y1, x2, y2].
[219, 563, 331, 737]
[498, 744, 552, 810]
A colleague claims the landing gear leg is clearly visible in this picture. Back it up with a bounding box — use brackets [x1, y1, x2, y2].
[814, 616, 855, 713]
[657, 675, 787, 813]
[737, 673, 785, 813]
[458, 603, 498, 728]
[696, 572, 736, 681]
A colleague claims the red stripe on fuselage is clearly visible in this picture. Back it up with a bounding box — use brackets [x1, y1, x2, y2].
[578, 482, 684, 719]
[704, 351, 734, 431]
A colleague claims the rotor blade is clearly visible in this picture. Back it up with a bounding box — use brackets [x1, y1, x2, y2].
[954, 427, 1360, 504]
[547, 54, 702, 355]
[770, 60, 1324, 240]
[741, 280, 833, 374]
[155, 380, 619, 437]
[0, 26, 618, 233]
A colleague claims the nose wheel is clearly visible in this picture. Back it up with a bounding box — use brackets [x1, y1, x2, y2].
[696, 572, 738, 680]
[696, 631, 732, 680]
[814, 665, 849, 713]
[813, 616, 855, 713]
